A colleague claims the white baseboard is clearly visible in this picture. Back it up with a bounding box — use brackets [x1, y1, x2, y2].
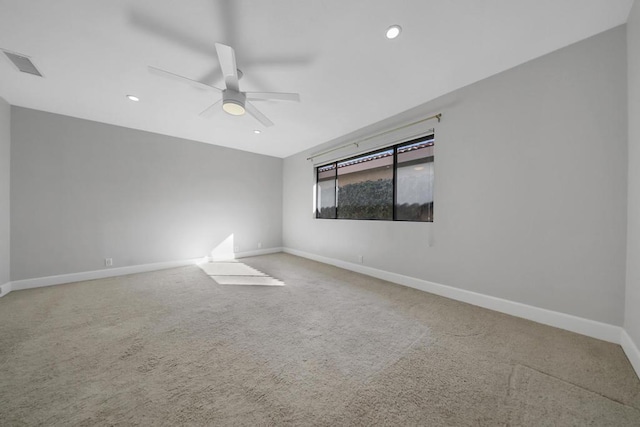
[235, 247, 284, 259]
[621, 330, 640, 379]
[9, 258, 204, 293]
[2, 247, 283, 296]
[0, 281, 11, 297]
[282, 247, 622, 344]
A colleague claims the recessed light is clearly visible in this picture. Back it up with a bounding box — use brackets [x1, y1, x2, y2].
[386, 25, 402, 39]
[414, 166, 425, 171]
[253, 130, 261, 134]
[126, 95, 139, 102]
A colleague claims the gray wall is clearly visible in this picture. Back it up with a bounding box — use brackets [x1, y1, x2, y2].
[0, 97, 9, 285]
[283, 26, 628, 325]
[10, 108, 282, 280]
[626, 1, 640, 345]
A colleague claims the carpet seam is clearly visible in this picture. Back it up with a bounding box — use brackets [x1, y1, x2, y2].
[513, 363, 640, 411]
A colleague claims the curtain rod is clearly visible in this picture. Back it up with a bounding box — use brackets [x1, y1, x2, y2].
[313, 129, 435, 166]
[306, 113, 441, 161]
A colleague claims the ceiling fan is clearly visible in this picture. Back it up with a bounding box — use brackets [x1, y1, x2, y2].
[149, 43, 300, 127]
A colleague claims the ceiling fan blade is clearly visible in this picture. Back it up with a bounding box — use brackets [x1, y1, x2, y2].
[149, 66, 221, 92]
[245, 101, 274, 127]
[219, 0, 238, 50]
[215, 43, 239, 91]
[199, 99, 223, 118]
[245, 92, 300, 102]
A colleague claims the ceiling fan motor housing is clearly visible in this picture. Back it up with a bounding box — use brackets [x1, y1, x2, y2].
[222, 90, 246, 115]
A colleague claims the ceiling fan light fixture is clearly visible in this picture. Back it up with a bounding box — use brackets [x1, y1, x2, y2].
[222, 90, 247, 116]
[222, 100, 245, 115]
[386, 25, 402, 39]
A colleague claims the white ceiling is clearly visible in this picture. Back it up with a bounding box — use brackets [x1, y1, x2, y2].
[0, 0, 633, 158]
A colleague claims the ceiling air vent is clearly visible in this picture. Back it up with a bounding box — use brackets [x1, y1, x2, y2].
[2, 49, 42, 77]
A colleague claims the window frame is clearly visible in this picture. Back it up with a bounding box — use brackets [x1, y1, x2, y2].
[315, 133, 434, 222]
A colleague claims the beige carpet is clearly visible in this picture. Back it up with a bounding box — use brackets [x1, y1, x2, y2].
[1, 253, 639, 425]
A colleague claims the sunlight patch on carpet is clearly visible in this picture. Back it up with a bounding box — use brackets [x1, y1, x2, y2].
[199, 262, 267, 276]
[198, 261, 284, 286]
[211, 276, 284, 286]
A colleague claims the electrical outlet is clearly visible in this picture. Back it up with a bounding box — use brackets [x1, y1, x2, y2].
[234, 246, 239, 253]
[104, 258, 113, 267]
[258, 242, 262, 249]
[357, 255, 364, 264]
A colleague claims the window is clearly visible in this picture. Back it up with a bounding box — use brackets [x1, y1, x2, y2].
[337, 148, 394, 220]
[395, 139, 434, 221]
[315, 134, 434, 222]
[316, 163, 337, 219]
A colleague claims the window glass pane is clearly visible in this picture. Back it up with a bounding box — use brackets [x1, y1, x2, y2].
[337, 149, 393, 219]
[316, 164, 336, 218]
[395, 137, 434, 221]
